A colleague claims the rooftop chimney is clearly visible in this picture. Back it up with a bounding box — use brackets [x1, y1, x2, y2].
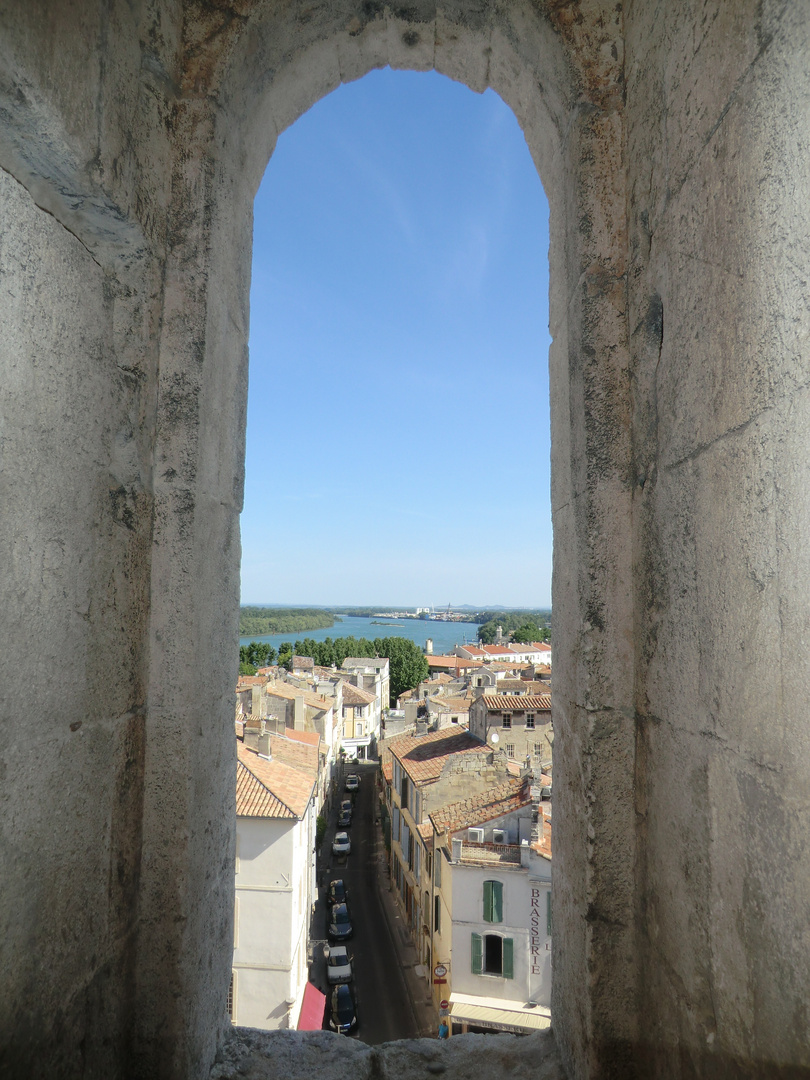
[451, 838, 463, 863]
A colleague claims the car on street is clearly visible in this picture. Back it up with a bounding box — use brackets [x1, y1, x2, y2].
[328, 902, 353, 941]
[338, 809, 352, 829]
[327, 879, 348, 905]
[345, 774, 359, 792]
[332, 831, 351, 856]
[340, 799, 352, 814]
[326, 944, 353, 984]
[327, 983, 357, 1034]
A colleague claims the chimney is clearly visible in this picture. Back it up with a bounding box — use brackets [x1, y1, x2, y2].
[294, 695, 304, 730]
[451, 838, 463, 863]
[244, 729, 259, 752]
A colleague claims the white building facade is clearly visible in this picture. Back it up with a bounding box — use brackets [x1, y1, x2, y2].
[232, 741, 318, 1031]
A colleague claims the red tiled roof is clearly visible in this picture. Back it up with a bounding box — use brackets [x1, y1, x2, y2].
[481, 694, 551, 712]
[430, 695, 472, 712]
[388, 728, 485, 784]
[429, 777, 530, 835]
[237, 676, 267, 689]
[426, 656, 482, 670]
[382, 760, 393, 782]
[482, 662, 528, 672]
[342, 683, 376, 706]
[481, 645, 514, 656]
[266, 731, 319, 776]
[236, 742, 315, 818]
[264, 682, 332, 712]
[284, 729, 321, 747]
[532, 642, 552, 652]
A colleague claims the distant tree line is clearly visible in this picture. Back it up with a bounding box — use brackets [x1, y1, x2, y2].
[238, 607, 335, 636]
[471, 611, 552, 644]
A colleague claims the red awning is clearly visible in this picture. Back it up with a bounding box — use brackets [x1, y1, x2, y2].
[297, 982, 326, 1031]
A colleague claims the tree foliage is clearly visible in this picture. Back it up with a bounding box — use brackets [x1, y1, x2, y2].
[476, 612, 551, 644]
[239, 641, 277, 669]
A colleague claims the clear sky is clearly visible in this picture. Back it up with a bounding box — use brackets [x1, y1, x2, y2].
[241, 67, 552, 609]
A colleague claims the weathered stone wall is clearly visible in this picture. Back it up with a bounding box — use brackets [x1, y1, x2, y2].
[1, 2, 809, 1080]
[624, 3, 810, 1075]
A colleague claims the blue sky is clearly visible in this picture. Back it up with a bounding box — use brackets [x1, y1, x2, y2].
[241, 68, 552, 608]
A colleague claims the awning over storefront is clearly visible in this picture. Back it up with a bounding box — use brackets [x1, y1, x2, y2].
[297, 982, 326, 1031]
[448, 993, 551, 1035]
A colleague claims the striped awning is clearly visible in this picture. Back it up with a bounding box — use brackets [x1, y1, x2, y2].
[448, 993, 551, 1035]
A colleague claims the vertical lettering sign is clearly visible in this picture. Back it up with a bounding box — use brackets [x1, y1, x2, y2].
[529, 886, 545, 975]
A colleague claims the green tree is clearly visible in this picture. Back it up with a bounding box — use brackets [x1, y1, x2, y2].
[239, 660, 257, 675]
[277, 642, 293, 671]
[373, 637, 429, 704]
[511, 622, 541, 644]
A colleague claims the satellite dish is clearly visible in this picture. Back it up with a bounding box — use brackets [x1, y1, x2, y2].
[489, 731, 500, 745]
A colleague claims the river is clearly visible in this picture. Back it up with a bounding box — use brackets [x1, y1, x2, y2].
[238, 614, 481, 655]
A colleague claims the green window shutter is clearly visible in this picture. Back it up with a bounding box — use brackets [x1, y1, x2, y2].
[471, 932, 483, 974]
[502, 937, 514, 979]
[546, 889, 552, 936]
[483, 880, 493, 922]
[492, 881, 503, 923]
[483, 880, 503, 923]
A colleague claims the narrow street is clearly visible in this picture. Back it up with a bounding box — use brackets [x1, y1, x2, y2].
[311, 760, 422, 1044]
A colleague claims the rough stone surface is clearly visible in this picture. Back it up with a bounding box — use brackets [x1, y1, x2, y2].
[210, 1028, 566, 1080]
[1, 2, 810, 1080]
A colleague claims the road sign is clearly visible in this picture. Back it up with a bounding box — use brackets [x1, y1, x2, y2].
[433, 964, 447, 978]
[439, 1000, 449, 1016]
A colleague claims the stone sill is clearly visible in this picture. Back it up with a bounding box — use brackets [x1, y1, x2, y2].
[211, 1027, 567, 1080]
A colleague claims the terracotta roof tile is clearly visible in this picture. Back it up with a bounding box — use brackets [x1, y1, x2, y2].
[481, 694, 551, 712]
[342, 683, 376, 706]
[284, 729, 321, 747]
[236, 742, 315, 818]
[428, 778, 530, 835]
[430, 694, 472, 712]
[264, 682, 332, 712]
[388, 728, 485, 784]
[266, 731, 319, 776]
[426, 656, 482, 670]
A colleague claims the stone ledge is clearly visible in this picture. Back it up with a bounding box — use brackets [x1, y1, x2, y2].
[211, 1027, 567, 1080]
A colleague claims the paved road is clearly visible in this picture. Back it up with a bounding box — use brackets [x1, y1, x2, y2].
[313, 760, 419, 1044]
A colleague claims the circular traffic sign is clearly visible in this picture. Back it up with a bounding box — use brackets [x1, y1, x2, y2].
[433, 964, 447, 978]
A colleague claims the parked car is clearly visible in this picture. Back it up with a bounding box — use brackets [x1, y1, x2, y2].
[328, 902, 353, 941]
[332, 832, 351, 856]
[328, 983, 357, 1034]
[340, 799, 352, 814]
[326, 944, 353, 984]
[344, 774, 359, 792]
[338, 810, 352, 829]
[327, 879, 348, 906]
